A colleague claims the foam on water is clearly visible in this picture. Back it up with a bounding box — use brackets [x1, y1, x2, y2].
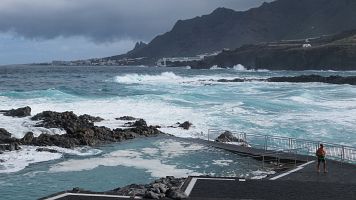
[232, 64, 270, 72]
[212, 159, 234, 167]
[113, 72, 245, 85]
[114, 72, 185, 84]
[0, 146, 62, 173]
[233, 64, 247, 71]
[156, 139, 206, 158]
[0, 146, 102, 173]
[0, 115, 66, 138]
[210, 65, 224, 70]
[249, 170, 276, 180]
[50, 140, 205, 178]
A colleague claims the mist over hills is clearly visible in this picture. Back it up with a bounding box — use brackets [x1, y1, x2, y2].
[110, 0, 356, 62]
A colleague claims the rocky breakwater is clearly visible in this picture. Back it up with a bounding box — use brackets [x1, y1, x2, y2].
[267, 75, 356, 85]
[215, 131, 248, 147]
[69, 176, 187, 199]
[215, 75, 356, 86]
[0, 107, 164, 152]
[0, 106, 31, 117]
[0, 128, 21, 152]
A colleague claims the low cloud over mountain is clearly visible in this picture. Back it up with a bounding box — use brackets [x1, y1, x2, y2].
[0, 0, 272, 42]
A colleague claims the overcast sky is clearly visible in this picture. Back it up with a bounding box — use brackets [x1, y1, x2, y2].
[0, 0, 272, 64]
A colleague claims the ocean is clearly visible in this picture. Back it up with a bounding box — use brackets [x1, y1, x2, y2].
[1, 65, 356, 199]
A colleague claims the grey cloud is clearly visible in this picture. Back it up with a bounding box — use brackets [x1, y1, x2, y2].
[0, 0, 272, 42]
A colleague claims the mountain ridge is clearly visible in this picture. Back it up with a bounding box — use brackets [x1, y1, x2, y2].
[107, 0, 356, 62]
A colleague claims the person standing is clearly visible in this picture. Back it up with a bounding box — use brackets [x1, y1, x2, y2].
[316, 144, 327, 173]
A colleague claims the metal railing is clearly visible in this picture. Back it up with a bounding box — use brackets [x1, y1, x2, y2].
[207, 129, 356, 164]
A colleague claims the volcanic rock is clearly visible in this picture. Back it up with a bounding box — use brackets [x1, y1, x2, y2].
[131, 119, 148, 127]
[215, 131, 244, 143]
[116, 116, 137, 121]
[79, 114, 104, 123]
[0, 128, 11, 141]
[20, 132, 35, 144]
[27, 111, 162, 148]
[0, 106, 31, 117]
[0, 128, 21, 151]
[109, 176, 186, 199]
[267, 75, 356, 85]
[36, 148, 59, 153]
[178, 121, 192, 130]
[166, 189, 187, 199]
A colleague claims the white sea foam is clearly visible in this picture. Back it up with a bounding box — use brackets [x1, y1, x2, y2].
[0, 146, 62, 173]
[232, 64, 247, 71]
[50, 140, 204, 178]
[0, 115, 66, 138]
[113, 71, 264, 86]
[142, 148, 159, 155]
[113, 72, 224, 85]
[156, 140, 206, 158]
[212, 159, 234, 166]
[114, 72, 185, 84]
[250, 170, 276, 179]
[232, 64, 269, 72]
[0, 146, 102, 173]
[210, 65, 224, 70]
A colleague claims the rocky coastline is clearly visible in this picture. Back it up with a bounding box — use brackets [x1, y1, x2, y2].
[61, 176, 187, 200]
[0, 106, 164, 153]
[215, 75, 356, 86]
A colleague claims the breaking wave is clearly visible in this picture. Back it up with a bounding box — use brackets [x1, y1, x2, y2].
[114, 72, 185, 84]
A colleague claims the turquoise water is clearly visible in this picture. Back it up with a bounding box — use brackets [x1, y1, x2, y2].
[0, 136, 267, 199]
[1, 65, 356, 199]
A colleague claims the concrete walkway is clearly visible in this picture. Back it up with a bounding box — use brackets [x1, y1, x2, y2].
[185, 177, 356, 200]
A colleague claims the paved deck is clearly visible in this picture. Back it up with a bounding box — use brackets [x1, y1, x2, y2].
[185, 177, 356, 200]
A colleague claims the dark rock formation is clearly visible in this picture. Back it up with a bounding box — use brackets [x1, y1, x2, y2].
[217, 78, 246, 83]
[0, 106, 31, 117]
[115, 116, 137, 121]
[0, 128, 11, 141]
[267, 75, 356, 85]
[36, 147, 59, 153]
[21, 110, 163, 148]
[215, 131, 245, 143]
[109, 176, 187, 199]
[0, 143, 21, 152]
[0, 128, 21, 152]
[79, 114, 104, 123]
[131, 119, 148, 127]
[214, 75, 356, 86]
[20, 132, 35, 144]
[178, 121, 192, 130]
[0, 107, 163, 152]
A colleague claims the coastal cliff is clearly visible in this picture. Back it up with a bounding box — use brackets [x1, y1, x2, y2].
[177, 30, 356, 70]
[111, 0, 356, 60]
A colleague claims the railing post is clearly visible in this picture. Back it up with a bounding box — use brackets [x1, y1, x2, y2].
[265, 135, 268, 151]
[341, 146, 345, 162]
[208, 129, 210, 141]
